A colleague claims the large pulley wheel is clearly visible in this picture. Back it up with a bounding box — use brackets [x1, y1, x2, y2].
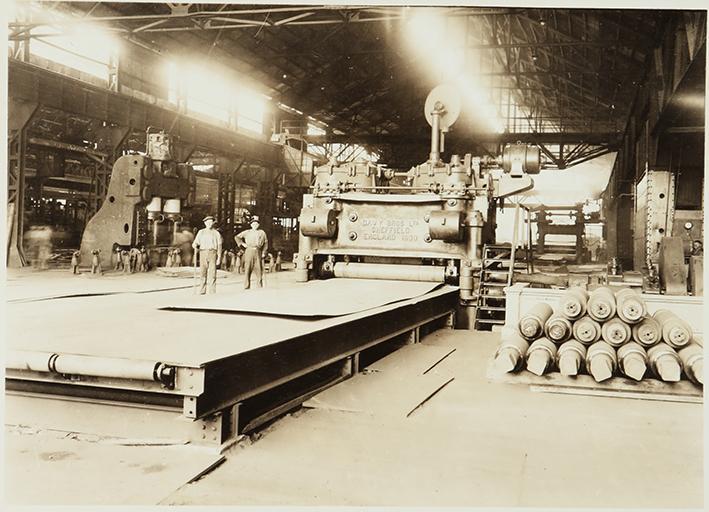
[424, 84, 461, 131]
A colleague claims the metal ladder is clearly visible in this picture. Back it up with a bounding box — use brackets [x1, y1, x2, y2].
[474, 244, 516, 330]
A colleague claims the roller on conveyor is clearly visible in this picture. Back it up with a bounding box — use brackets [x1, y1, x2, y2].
[6, 350, 176, 388]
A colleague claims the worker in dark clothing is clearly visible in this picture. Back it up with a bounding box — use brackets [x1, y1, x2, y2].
[192, 215, 223, 294]
[235, 216, 268, 289]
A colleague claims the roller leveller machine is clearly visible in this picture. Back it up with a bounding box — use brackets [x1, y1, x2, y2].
[295, 85, 540, 321]
[79, 129, 196, 264]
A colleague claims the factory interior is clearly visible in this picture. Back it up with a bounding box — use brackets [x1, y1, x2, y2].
[3, 1, 706, 508]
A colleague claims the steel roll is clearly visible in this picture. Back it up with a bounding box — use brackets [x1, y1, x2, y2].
[50, 354, 162, 382]
[601, 317, 632, 347]
[615, 288, 646, 324]
[617, 342, 648, 381]
[572, 316, 602, 345]
[631, 316, 662, 348]
[525, 337, 557, 376]
[587, 287, 617, 322]
[544, 314, 573, 344]
[586, 341, 617, 382]
[5, 350, 56, 373]
[678, 343, 703, 385]
[332, 262, 445, 282]
[494, 330, 530, 374]
[518, 302, 554, 341]
[559, 287, 588, 321]
[647, 343, 683, 382]
[556, 340, 587, 376]
[653, 309, 693, 349]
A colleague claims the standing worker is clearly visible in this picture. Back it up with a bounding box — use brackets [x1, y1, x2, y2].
[192, 215, 223, 295]
[235, 216, 268, 289]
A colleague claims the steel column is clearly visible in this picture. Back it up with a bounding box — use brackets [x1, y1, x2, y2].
[7, 100, 39, 267]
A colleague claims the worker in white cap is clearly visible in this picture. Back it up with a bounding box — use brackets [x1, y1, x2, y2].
[235, 216, 268, 289]
[192, 215, 223, 294]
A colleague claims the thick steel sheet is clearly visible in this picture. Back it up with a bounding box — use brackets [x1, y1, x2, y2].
[5, 283, 457, 367]
[5, 273, 196, 303]
[161, 278, 444, 317]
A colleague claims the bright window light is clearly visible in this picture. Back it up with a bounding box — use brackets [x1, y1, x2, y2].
[238, 89, 265, 133]
[307, 123, 326, 136]
[167, 61, 179, 105]
[29, 24, 118, 80]
[402, 10, 506, 133]
[181, 64, 232, 123]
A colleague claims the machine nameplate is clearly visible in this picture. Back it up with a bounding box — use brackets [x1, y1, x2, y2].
[360, 217, 422, 243]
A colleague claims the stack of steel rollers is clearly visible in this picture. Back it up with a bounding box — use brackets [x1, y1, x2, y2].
[494, 286, 703, 386]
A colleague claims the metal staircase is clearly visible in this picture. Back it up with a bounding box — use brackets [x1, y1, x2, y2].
[474, 244, 516, 330]
[473, 202, 532, 330]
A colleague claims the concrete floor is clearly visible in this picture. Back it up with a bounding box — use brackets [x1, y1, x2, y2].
[161, 328, 703, 507]
[4, 268, 705, 507]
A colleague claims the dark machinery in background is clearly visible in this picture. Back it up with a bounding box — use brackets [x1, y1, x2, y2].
[533, 204, 603, 264]
[79, 129, 195, 264]
[295, 85, 541, 326]
[634, 169, 703, 296]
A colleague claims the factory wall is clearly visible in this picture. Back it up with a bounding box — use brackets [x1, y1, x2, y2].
[602, 12, 706, 271]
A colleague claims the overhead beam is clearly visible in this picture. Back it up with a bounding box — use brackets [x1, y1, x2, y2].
[303, 132, 621, 145]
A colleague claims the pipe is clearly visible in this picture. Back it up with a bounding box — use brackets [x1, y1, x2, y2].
[647, 343, 683, 382]
[459, 261, 474, 301]
[5, 350, 55, 372]
[6, 350, 171, 386]
[518, 302, 553, 341]
[544, 314, 573, 344]
[631, 316, 662, 347]
[587, 287, 616, 322]
[525, 337, 557, 376]
[601, 317, 632, 347]
[332, 262, 445, 282]
[617, 342, 648, 381]
[678, 343, 703, 385]
[572, 316, 602, 345]
[556, 340, 586, 376]
[615, 288, 646, 324]
[430, 108, 441, 163]
[586, 341, 617, 382]
[494, 329, 529, 373]
[558, 287, 588, 321]
[653, 309, 693, 349]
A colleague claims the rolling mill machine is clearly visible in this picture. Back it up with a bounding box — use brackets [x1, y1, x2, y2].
[79, 129, 195, 264]
[295, 85, 541, 325]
